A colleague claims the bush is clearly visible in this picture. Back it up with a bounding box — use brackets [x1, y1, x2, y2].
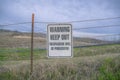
[98, 57, 120, 80]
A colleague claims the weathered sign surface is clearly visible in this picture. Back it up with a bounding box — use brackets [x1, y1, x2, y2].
[47, 24, 73, 58]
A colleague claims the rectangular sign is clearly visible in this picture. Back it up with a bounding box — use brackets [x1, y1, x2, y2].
[47, 24, 73, 58]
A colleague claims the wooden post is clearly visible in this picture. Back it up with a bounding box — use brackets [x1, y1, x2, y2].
[31, 13, 34, 74]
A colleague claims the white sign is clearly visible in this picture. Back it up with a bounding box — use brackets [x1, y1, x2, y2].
[47, 24, 73, 58]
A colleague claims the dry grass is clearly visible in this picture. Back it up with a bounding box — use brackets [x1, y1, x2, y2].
[1, 53, 119, 80]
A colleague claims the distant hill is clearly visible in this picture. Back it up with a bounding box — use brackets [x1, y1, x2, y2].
[0, 29, 46, 37]
[74, 37, 105, 43]
[0, 29, 46, 48]
[0, 29, 18, 32]
[0, 29, 110, 48]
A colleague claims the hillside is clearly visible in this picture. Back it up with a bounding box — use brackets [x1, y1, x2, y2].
[0, 29, 107, 48]
[0, 29, 46, 48]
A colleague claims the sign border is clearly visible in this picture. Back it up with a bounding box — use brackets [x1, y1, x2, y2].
[47, 24, 73, 58]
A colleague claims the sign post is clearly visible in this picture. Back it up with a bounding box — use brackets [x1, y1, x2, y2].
[30, 13, 34, 74]
[47, 24, 73, 58]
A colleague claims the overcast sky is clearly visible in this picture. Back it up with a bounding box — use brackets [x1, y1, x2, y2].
[0, 0, 120, 37]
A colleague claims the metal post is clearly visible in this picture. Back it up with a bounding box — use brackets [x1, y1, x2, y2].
[31, 13, 34, 74]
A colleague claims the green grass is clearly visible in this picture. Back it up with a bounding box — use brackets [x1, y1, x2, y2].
[0, 55, 120, 80]
[0, 48, 46, 61]
[98, 57, 120, 80]
[0, 44, 119, 61]
[0, 72, 13, 80]
[0, 44, 120, 80]
[74, 44, 120, 57]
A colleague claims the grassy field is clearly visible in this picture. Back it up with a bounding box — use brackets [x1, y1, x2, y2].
[0, 44, 120, 80]
[0, 48, 46, 61]
[0, 44, 119, 61]
[0, 29, 120, 80]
